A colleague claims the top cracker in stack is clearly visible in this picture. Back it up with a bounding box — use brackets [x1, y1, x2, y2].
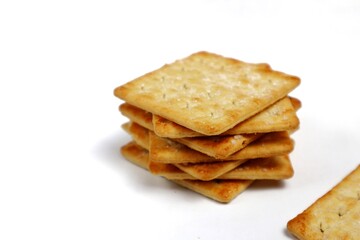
[114, 51, 300, 136]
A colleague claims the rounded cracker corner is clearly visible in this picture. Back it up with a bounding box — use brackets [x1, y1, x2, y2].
[113, 85, 122, 97]
[113, 85, 129, 99]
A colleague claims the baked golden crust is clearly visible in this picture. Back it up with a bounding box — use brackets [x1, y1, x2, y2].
[115, 51, 300, 135]
[153, 97, 300, 138]
[287, 165, 360, 239]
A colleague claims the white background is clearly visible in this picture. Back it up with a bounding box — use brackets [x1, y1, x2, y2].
[1, 0, 360, 239]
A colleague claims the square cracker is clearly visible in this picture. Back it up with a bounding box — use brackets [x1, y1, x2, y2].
[121, 142, 253, 203]
[287, 165, 360, 240]
[149, 155, 293, 181]
[153, 97, 300, 138]
[120, 97, 302, 139]
[114, 51, 300, 135]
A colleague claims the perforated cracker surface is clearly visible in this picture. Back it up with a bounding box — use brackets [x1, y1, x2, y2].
[153, 97, 300, 138]
[287, 165, 360, 240]
[115, 51, 300, 135]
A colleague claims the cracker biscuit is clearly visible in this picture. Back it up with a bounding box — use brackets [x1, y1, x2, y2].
[148, 127, 294, 163]
[287, 165, 360, 240]
[114, 51, 300, 135]
[121, 142, 253, 203]
[149, 155, 293, 180]
[153, 97, 299, 138]
[120, 97, 302, 138]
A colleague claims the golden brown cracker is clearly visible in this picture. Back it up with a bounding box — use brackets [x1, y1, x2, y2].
[287, 165, 360, 240]
[153, 97, 299, 138]
[115, 51, 300, 135]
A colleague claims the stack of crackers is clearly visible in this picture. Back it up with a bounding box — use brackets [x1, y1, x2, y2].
[114, 51, 301, 203]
